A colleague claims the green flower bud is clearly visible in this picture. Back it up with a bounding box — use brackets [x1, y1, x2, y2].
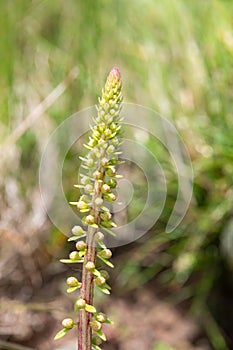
[75, 298, 86, 309]
[85, 215, 95, 225]
[95, 276, 106, 286]
[66, 276, 79, 287]
[105, 192, 116, 201]
[93, 170, 102, 180]
[93, 130, 100, 138]
[90, 320, 102, 331]
[72, 225, 85, 235]
[112, 137, 119, 146]
[94, 197, 103, 207]
[98, 138, 105, 146]
[77, 200, 89, 211]
[95, 231, 104, 241]
[102, 184, 111, 193]
[104, 128, 112, 137]
[104, 114, 113, 123]
[84, 184, 93, 193]
[62, 318, 74, 329]
[108, 179, 117, 188]
[76, 240, 86, 251]
[92, 336, 102, 346]
[101, 211, 112, 221]
[107, 145, 115, 153]
[98, 123, 106, 132]
[69, 251, 81, 260]
[96, 313, 107, 323]
[107, 167, 116, 177]
[85, 261, 95, 271]
[110, 122, 117, 131]
[80, 176, 91, 185]
[101, 157, 109, 166]
[100, 249, 112, 259]
[99, 270, 110, 280]
[88, 138, 96, 147]
[85, 158, 94, 167]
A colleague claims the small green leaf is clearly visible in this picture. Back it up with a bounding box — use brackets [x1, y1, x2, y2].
[79, 250, 86, 257]
[83, 143, 92, 150]
[80, 208, 90, 213]
[54, 328, 69, 340]
[98, 241, 106, 249]
[95, 330, 106, 341]
[92, 344, 102, 350]
[105, 317, 114, 324]
[93, 269, 101, 277]
[68, 234, 86, 241]
[101, 227, 116, 236]
[85, 304, 97, 313]
[60, 259, 84, 264]
[96, 285, 110, 295]
[90, 223, 99, 228]
[104, 282, 111, 290]
[67, 285, 81, 293]
[98, 255, 114, 268]
[109, 221, 117, 228]
[100, 205, 110, 211]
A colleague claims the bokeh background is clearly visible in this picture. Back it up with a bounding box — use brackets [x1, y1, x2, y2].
[1, 1, 233, 349]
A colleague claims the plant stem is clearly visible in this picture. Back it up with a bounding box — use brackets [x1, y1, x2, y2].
[78, 225, 96, 350]
[78, 178, 103, 349]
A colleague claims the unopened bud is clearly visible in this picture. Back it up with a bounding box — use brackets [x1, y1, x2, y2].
[69, 251, 80, 260]
[62, 318, 74, 329]
[72, 226, 85, 236]
[84, 184, 93, 193]
[75, 298, 86, 309]
[100, 249, 112, 259]
[95, 276, 106, 286]
[80, 176, 91, 185]
[92, 336, 102, 345]
[101, 211, 112, 221]
[107, 145, 115, 153]
[108, 179, 117, 188]
[85, 261, 95, 271]
[95, 231, 104, 241]
[104, 128, 112, 137]
[90, 320, 102, 331]
[107, 167, 116, 177]
[66, 276, 79, 287]
[99, 270, 110, 280]
[93, 170, 102, 180]
[85, 215, 95, 225]
[96, 313, 107, 323]
[77, 200, 89, 210]
[105, 192, 116, 201]
[94, 197, 103, 207]
[93, 130, 100, 138]
[76, 241, 86, 251]
[102, 184, 111, 193]
[101, 157, 109, 166]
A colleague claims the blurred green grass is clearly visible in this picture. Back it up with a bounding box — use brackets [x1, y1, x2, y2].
[1, 1, 233, 349]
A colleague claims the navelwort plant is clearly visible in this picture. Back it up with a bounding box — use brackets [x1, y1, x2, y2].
[54, 68, 123, 350]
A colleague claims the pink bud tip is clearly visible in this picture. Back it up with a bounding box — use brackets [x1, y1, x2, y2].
[109, 67, 121, 80]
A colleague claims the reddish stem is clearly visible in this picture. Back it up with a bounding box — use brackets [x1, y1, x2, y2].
[78, 179, 103, 349]
[78, 226, 96, 350]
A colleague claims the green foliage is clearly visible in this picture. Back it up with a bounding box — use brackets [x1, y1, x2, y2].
[153, 343, 175, 350]
[1, 0, 233, 348]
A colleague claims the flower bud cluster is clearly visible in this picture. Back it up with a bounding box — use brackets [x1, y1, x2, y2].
[76, 67, 123, 231]
[56, 68, 123, 347]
